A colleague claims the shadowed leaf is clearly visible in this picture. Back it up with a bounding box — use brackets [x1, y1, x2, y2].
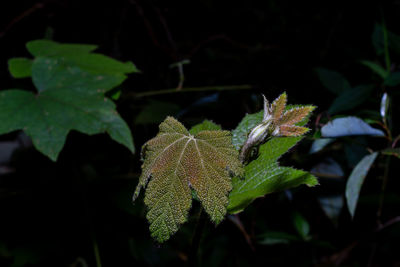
[189, 120, 221, 135]
[315, 68, 351, 94]
[321, 117, 385, 137]
[328, 85, 373, 115]
[8, 58, 33, 78]
[345, 152, 378, 218]
[360, 60, 388, 79]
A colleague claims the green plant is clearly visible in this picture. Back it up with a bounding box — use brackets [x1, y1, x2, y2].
[312, 22, 400, 221]
[1, 40, 138, 161]
[133, 93, 317, 242]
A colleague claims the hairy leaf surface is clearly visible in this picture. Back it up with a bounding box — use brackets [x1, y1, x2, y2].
[232, 104, 314, 150]
[133, 117, 243, 242]
[229, 102, 317, 214]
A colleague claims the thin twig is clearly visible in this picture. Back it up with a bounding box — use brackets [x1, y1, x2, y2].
[129, 0, 173, 59]
[130, 84, 252, 98]
[0, 3, 44, 38]
[153, 6, 178, 60]
[392, 135, 400, 148]
[376, 216, 400, 232]
[228, 215, 255, 251]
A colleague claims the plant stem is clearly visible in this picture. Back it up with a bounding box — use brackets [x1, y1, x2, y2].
[92, 233, 103, 267]
[187, 208, 206, 267]
[131, 84, 252, 98]
[377, 156, 391, 224]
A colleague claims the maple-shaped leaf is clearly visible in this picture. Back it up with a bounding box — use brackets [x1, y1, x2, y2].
[133, 117, 243, 242]
[0, 40, 137, 161]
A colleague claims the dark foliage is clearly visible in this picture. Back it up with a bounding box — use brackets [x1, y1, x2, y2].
[1, 1, 400, 266]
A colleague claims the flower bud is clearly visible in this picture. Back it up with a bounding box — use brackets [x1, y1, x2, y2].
[247, 121, 271, 146]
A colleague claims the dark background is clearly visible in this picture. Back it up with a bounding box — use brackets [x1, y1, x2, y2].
[1, 1, 400, 266]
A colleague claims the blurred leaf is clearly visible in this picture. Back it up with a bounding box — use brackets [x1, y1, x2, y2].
[189, 119, 221, 135]
[8, 58, 33, 78]
[318, 195, 343, 226]
[135, 100, 180, 125]
[328, 85, 373, 115]
[381, 148, 400, 159]
[258, 231, 299, 245]
[26, 40, 139, 75]
[26, 39, 98, 56]
[228, 137, 318, 214]
[321, 117, 385, 137]
[111, 90, 121, 100]
[360, 60, 388, 79]
[1, 40, 136, 161]
[293, 212, 310, 240]
[57, 53, 139, 75]
[372, 23, 400, 56]
[384, 72, 400, 86]
[311, 158, 344, 178]
[315, 68, 351, 95]
[133, 117, 243, 242]
[309, 138, 335, 154]
[345, 152, 378, 218]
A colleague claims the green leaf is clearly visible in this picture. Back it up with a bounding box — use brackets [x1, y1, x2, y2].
[133, 117, 243, 242]
[293, 212, 310, 240]
[1, 42, 136, 161]
[189, 120, 221, 135]
[232, 104, 313, 150]
[328, 85, 373, 115]
[384, 72, 400, 86]
[372, 23, 400, 56]
[111, 90, 121, 100]
[345, 152, 378, 218]
[26, 39, 98, 57]
[8, 58, 33, 78]
[26, 40, 139, 75]
[228, 137, 318, 214]
[232, 110, 263, 150]
[315, 68, 351, 95]
[31, 57, 125, 93]
[59, 53, 139, 75]
[257, 231, 299, 245]
[360, 60, 389, 79]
